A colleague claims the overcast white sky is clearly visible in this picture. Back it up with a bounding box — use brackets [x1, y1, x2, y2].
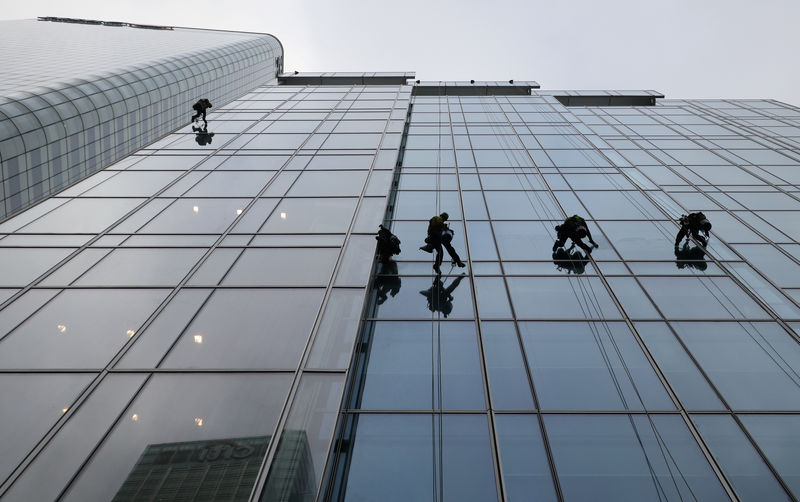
[3, 0, 799, 105]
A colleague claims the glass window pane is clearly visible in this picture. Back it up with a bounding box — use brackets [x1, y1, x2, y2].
[160, 289, 324, 369]
[0, 248, 74, 287]
[393, 191, 462, 219]
[75, 248, 205, 286]
[520, 321, 673, 410]
[307, 289, 366, 369]
[672, 322, 800, 409]
[62, 373, 292, 502]
[288, 170, 368, 197]
[223, 249, 339, 286]
[440, 414, 499, 502]
[19, 198, 144, 233]
[357, 321, 484, 410]
[639, 277, 768, 319]
[495, 414, 557, 502]
[474, 277, 511, 318]
[259, 198, 358, 233]
[0, 289, 168, 369]
[481, 322, 534, 409]
[693, 414, 791, 502]
[116, 289, 212, 369]
[635, 322, 724, 410]
[83, 171, 181, 197]
[739, 414, 800, 500]
[342, 414, 433, 501]
[336, 236, 376, 287]
[545, 414, 729, 502]
[139, 198, 247, 234]
[261, 373, 345, 501]
[3, 375, 146, 502]
[184, 171, 275, 197]
[374, 275, 472, 320]
[508, 277, 621, 319]
[0, 373, 94, 483]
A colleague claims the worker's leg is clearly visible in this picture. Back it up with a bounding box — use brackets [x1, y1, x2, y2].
[675, 226, 688, 247]
[573, 238, 593, 255]
[443, 242, 465, 266]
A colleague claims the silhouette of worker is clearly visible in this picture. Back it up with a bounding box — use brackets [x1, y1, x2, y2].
[553, 214, 599, 255]
[376, 224, 401, 264]
[419, 212, 466, 275]
[675, 212, 712, 248]
[193, 124, 215, 146]
[420, 273, 465, 318]
[675, 241, 709, 271]
[191, 98, 212, 127]
[374, 261, 402, 305]
[552, 247, 590, 275]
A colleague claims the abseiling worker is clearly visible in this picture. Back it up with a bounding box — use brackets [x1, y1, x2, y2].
[191, 98, 212, 126]
[675, 212, 712, 248]
[552, 214, 600, 255]
[420, 212, 465, 275]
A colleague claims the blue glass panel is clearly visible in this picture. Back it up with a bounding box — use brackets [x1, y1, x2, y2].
[635, 322, 724, 410]
[672, 322, 800, 410]
[545, 414, 729, 502]
[693, 414, 791, 502]
[474, 277, 511, 318]
[441, 414, 499, 501]
[520, 322, 673, 410]
[739, 415, 800, 500]
[358, 321, 484, 410]
[481, 322, 534, 409]
[508, 277, 622, 320]
[373, 275, 473, 320]
[495, 414, 557, 502]
[343, 414, 433, 502]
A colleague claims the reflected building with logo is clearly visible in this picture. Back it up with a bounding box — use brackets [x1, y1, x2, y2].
[1, 16, 800, 502]
[114, 433, 313, 502]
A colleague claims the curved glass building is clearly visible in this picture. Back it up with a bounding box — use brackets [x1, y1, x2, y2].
[0, 18, 282, 220]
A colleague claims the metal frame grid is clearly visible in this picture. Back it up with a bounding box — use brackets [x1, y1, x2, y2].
[0, 82, 411, 501]
[325, 91, 800, 502]
[0, 20, 282, 221]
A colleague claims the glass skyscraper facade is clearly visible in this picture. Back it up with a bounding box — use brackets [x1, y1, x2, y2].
[0, 18, 281, 220]
[1, 22, 800, 501]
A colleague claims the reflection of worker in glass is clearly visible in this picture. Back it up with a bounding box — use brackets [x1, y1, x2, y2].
[374, 261, 401, 305]
[553, 214, 599, 256]
[552, 247, 590, 275]
[420, 212, 465, 275]
[419, 273, 465, 318]
[193, 124, 215, 146]
[675, 242, 709, 271]
[675, 212, 712, 248]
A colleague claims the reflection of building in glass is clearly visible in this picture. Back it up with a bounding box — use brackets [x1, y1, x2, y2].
[114, 432, 313, 502]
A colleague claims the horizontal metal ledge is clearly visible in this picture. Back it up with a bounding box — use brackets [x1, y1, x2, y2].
[413, 81, 540, 96]
[554, 94, 663, 106]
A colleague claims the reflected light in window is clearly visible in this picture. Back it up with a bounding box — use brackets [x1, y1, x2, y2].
[236, 209, 243, 215]
[193, 205, 199, 214]
[62, 407, 68, 413]
[194, 334, 203, 344]
[57, 324, 67, 334]
[131, 414, 139, 422]
[126, 329, 135, 338]
[194, 417, 204, 427]
[280, 212, 287, 219]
